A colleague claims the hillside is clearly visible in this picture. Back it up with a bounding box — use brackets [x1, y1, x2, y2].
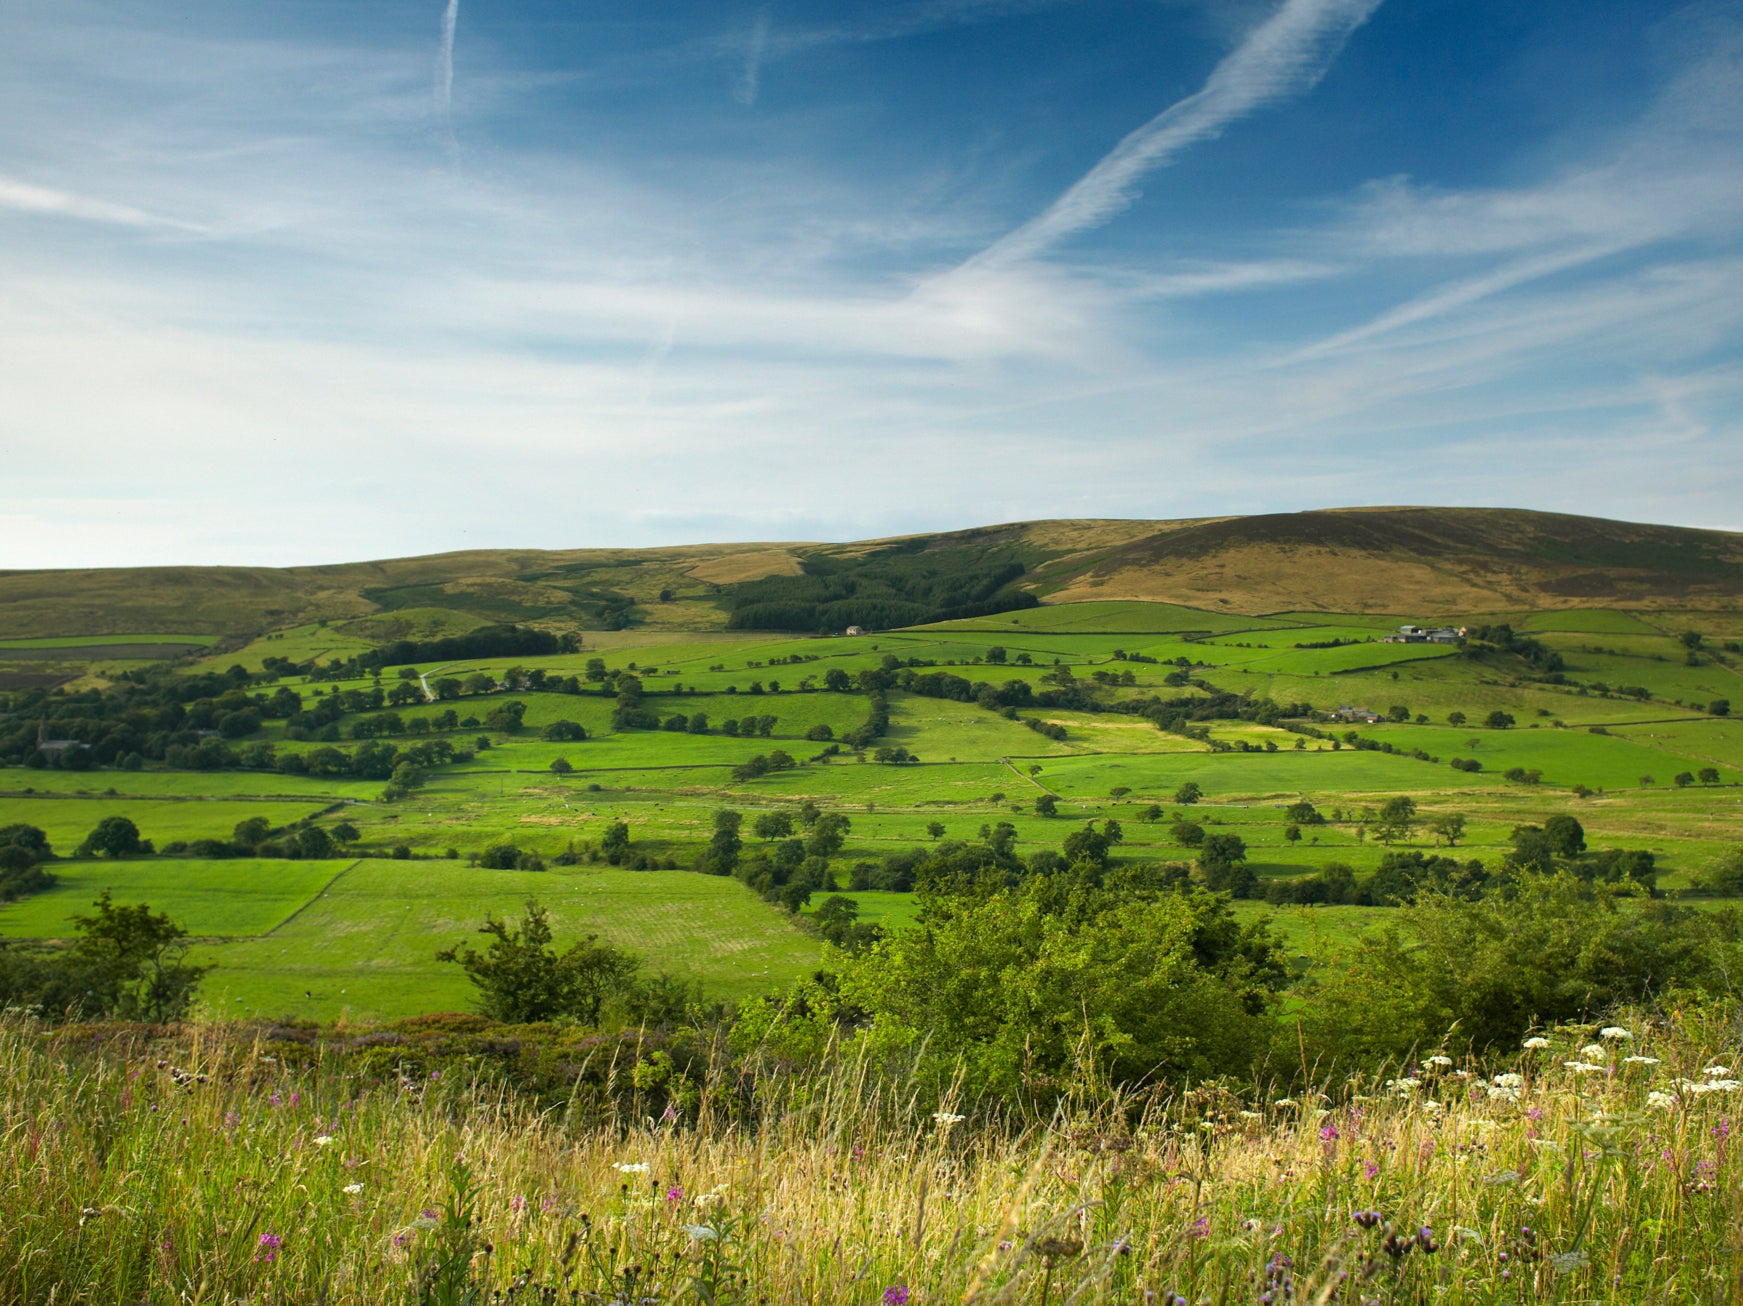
[3, 507, 1742, 640]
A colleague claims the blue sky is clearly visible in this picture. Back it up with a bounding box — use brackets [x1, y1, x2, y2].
[3, 0, 1740, 566]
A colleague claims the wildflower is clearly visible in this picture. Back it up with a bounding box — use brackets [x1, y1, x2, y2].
[255, 1232, 282, 1264]
[313, 1135, 335, 1147]
[1319, 1123, 1340, 1141]
[1523, 1037, 1550, 1050]
[1352, 1210, 1383, 1230]
[666, 1186, 684, 1204]
[1704, 1065, 1735, 1078]
[613, 1162, 650, 1174]
[660, 1103, 679, 1123]
[1239, 1110, 1262, 1121]
[1549, 1249, 1590, 1273]
[1273, 1098, 1298, 1109]
[1646, 1091, 1677, 1110]
[1564, 1061, 1605, 1075]
[682, 1224, 717, 1241]
[1363, 1161, 1379, 1179]
[883, 1286, 909, 1306]
[1579, 1044, 1607, 1061]
[1623, 1055, 1660, 1066]
[342, 1183, 364, 1195]
[1425, 1055, 1453, 1068]
[1190, 1217, 1210, 1239]
[1599, 1026, 1632, 1041]
[932, 1111, 966, 1125]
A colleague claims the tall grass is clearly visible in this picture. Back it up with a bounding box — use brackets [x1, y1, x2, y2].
[2, 1003, 1739, 1304]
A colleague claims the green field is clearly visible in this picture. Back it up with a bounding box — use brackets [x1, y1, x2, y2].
[6, 598, 1743, 1021]
[0, 858, 350, 938]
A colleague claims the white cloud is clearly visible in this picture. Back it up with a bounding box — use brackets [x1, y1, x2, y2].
[965, 0, 1385, 269]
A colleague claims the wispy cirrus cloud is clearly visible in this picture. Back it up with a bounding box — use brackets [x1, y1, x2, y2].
[0, 175, 205, 233]
[734, 7, 771, 106]
[964, 0, 1384, 269]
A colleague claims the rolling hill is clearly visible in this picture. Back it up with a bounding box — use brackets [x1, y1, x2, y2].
[3, 507, 1742, 641]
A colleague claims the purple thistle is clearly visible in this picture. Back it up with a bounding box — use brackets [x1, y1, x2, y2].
[666, 1185, 684, 1204]
[255, 1232, 282, 1263]
[883, 1287, 910, 1306]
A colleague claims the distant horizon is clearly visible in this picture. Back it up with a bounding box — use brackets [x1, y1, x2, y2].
[7, 502, 1743, 575]
[4, 1, 1739, 568]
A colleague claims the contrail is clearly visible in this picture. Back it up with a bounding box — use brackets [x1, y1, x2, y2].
[735, 8, 772, 106]
[437, 0, 459, 123]
[966, 0, 1384, 270]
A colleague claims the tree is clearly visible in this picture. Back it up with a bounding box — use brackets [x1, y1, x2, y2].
[1284, 801, 1323, 826]
[763, 879, 1290, 1101]
[81, 815, 145, 859]
[753, 811, 794, 841]
[1102, 818, 1123, 846]
[69, 892, 210, 1022]
[550, 757, 573, 775]
[1061, 823, 1112, 870]
[1386, 704, 1410, 723]
[1506, 825, 1558, 876]
[1034, 794, 1058, 817]
[699, 810, 743, 874]
[232, 816, 273, 849]
[1284, 825, 1302, 845]
[1375, 796, 1417, 845]
[1699, 767, 1722, 786]
[1674, 772, 1695, 789]
[1712, 699, 1731, 717]
[1446, 711, 1466, 727]
[542, 720, 587, 741]
[1543, 814, 1585, 858]
[1484, 710, 1515, 730]
[437, 901, 639, 1024]
[1428, 812, 1466, 847]
[1198, 834, 1253, 896]
[805, 812, 851, 860]
[1174, 782, 1202, 805]
[599, 821, 631, 861]
[1171, 820, 1205, 848]
[925, 820, 946, 840]
[296, 825, 334, 858]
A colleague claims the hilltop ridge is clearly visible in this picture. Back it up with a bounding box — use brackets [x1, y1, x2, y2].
[3, 506, 1742, 640]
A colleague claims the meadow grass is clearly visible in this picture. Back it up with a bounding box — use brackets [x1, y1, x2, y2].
[187, 859, 822, 1021]
[0, 797, 333, 852]
[2, 1002, 1739, 1305]
[0, 858, 351, 938]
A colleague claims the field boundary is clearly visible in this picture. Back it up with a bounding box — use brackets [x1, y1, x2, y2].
[257, 859, 362, 938]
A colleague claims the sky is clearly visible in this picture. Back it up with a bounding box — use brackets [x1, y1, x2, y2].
[3, 0, 1741, 568]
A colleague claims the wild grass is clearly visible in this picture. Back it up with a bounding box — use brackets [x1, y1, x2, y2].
[2, 1002, 1739, 1305]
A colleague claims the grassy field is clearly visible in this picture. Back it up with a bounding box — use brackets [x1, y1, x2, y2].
[4, 999, 1740, 1304]
[7, 598, 1743, 1022]
[0, 858, 351, 938]
[194, 859, 821, 1021]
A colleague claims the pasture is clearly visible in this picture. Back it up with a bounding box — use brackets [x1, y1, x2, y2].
[6, 598, 1743, 1021]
